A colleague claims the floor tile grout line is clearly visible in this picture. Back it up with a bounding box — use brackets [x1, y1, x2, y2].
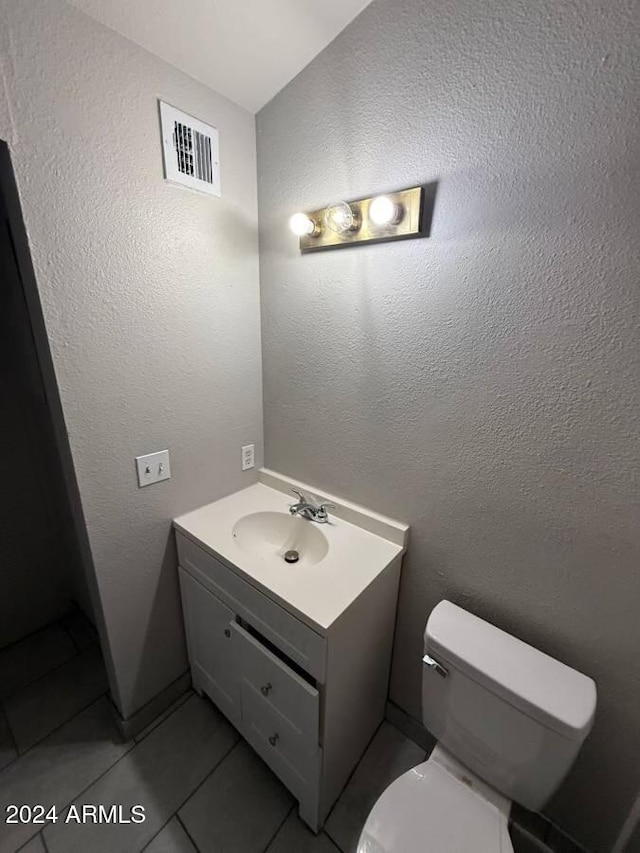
[324, 825, 347, 853]
[16, 832, 35, 853]
[176, 812, 202, 852]
[0, 636, 98, 705]
[10, 686, 110, 757]
[262, 803, 296, 853]
[60, 617, 82, 655]
[323, 831, 343, 853]
[13, 826, 51, 853]
[0, 637, 82, 704]
[173, 734, 242, 817]
[133, 690, 193, 743]
[138, 808, 199, 853]
[139, 814, 175, 852]
[0, 701, 20, 759]
[0, 692, 110, 779]
[0, 615, 72, 658]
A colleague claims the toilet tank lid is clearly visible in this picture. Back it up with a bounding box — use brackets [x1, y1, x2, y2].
[425, 601, 597, 741]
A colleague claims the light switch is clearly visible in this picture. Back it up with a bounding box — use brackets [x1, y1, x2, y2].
[135, 449, 171, 487]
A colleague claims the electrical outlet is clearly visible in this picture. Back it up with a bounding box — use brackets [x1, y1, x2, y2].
[135, 449, 171, 487]
[242, 444, 255, 471]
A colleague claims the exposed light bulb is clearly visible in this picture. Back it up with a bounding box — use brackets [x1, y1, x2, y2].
[369, 195, 399, 226]
[325, 201, 359, 234]
[289, 213, 317, 236]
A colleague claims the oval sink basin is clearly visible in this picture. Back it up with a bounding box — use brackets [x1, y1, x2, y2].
[232, 511, 329, 566]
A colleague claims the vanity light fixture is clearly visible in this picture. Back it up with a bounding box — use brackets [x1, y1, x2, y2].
[291, 184, 434, 252]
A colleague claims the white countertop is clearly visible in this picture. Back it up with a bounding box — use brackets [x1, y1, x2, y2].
[174, 473, 407, 633]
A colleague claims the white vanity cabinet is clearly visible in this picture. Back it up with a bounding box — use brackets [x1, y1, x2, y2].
[174, 473, 407, 831]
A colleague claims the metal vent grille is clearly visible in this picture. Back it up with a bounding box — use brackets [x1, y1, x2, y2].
[159, 101, 221, 197]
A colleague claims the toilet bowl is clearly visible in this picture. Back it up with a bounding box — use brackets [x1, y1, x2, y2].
[358, 601, 596, 853]
[358, 745, 513, 853]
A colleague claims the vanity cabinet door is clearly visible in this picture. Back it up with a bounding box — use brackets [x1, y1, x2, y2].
[179, 567, 240, 725]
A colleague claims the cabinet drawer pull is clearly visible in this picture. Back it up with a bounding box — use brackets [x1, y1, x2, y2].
[224, 628, 231, 638]
[260, 683, 273, 696]
[268, 733, 279, 747]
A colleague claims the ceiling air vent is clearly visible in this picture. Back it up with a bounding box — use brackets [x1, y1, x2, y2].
[159, 101, 221, 197]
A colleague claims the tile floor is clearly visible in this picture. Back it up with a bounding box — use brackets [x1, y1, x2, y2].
[0, 615, 580, 853]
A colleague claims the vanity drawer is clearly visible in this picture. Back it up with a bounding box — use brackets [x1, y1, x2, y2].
[176, 531, 326, 681]
[232, 621, 319, 745]
[241, 679, 321, 799]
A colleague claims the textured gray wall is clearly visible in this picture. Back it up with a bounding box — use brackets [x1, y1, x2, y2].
[0, 0, 263, 717]
[256, 0, 640, 849]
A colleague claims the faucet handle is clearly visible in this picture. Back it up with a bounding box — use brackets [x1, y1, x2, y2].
[290, 488, 306, 504]
[316, 502, 336, 520]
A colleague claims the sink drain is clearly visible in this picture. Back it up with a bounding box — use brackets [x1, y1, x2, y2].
[284, 550, 300, 563]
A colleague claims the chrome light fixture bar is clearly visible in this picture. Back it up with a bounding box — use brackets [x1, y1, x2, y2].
[290, 185, 433, 253]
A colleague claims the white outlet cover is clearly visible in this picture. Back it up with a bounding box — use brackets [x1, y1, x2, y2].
[136, 450, 171, 487]
[242, 444, 255, 471]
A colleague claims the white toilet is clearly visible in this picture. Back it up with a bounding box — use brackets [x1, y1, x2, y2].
[358, 601, 597, 853]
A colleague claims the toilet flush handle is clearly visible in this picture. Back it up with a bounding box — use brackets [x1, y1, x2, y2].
[422, 654, 448, 678]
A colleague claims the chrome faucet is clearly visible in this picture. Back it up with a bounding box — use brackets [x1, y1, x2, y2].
[289, 489, 335, 523]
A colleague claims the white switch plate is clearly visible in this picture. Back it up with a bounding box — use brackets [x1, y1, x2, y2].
[135, 449, 171, 487]
[242, 444, 255, 471]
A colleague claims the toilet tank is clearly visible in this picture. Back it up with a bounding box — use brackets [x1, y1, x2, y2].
[422, 601, 596, 811]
